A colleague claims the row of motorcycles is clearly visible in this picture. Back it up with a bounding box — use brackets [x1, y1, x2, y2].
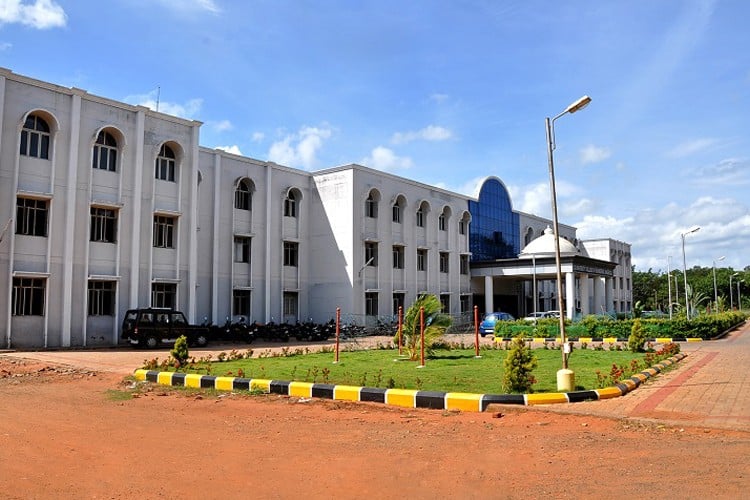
[202, 317, 369, 344]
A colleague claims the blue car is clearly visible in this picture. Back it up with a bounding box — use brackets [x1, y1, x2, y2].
[479, 312, 515, 337]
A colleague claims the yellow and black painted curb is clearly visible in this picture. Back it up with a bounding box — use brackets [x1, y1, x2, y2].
[494, 337, 703, 343]
[133, 353, 687, 413]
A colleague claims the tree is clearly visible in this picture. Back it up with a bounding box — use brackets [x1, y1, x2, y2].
[397, 294, 452, 361]
[502, 335, 538, 393]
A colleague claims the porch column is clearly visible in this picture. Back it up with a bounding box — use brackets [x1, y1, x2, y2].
[565, 272, 575, 319]
[604, 277, 613, 314]
[579, 273, 590, 315]
[484, 275, 493, 313]
[592, 277, 603, 315]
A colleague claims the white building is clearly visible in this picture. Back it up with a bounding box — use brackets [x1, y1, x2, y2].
[0, 68, 632, 348]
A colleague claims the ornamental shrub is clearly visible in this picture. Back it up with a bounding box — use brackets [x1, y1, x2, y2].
[628, 318, 649, 352]
[171, 335, 190, 368]
[502, 335, 538, 393]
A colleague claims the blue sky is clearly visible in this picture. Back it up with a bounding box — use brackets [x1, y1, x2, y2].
[2, 0, 749, 273]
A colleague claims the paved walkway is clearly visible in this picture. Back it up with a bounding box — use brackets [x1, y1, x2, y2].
[547, 321, 750, 432]
[3, 326, 749, 431]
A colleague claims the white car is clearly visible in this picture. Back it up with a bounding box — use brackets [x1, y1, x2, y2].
[523, 311, 559, 321]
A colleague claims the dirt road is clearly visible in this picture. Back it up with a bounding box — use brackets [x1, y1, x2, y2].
[1, 354, 748, 499]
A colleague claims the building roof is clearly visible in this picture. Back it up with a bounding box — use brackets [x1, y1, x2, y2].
[519, 226, 579, 258]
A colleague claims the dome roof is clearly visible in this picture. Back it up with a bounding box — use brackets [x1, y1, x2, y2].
[519, 226, 579, 258]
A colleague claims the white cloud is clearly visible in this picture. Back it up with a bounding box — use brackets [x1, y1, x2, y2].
[209, 120, 232, 132]
[123, 90, 202, 119]
[430, 93, 449, 103]
[433, 176, 485, 198]
[154, 0, 220, 14]
[0, 0, 66, 29]
[268, 126, 332, 170]
[215, 145, 242, 156]
[361, 146, 413, 172]
[0, 42, 11, 50]
[391, 125, 453, 144]
[666, 137, 721, 158]
[252, 132, 265, 142]
[580, 144, 611, 165]
[690, 157, 750, 186]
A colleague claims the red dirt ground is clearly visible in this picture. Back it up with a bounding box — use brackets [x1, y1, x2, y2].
[1, 356, 748, 499]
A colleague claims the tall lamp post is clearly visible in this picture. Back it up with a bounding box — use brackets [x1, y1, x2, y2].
[681, 226, 700, 320]
[712, 255, 726, 312]
[730, 272, 739, 310]
[546, 94, 591, 391]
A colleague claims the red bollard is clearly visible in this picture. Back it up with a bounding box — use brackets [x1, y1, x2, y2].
[397, 305, 403, 356]
[474, 305, 481, 358]
[419, 306, 425, 368]
[334, 307, 340, 364]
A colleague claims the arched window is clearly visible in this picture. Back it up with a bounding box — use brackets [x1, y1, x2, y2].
[155, 144, 176, 182]
[524, 227, 534, 246]
[416, 201, 430, 228]
[20, 114, 51, 159]
[392, 195, 406, 223]
[284, 190, 297, 218]
[235, 179, 253, 210]
[439, 206, 451, 231]
[93, 130, 118, 172]
[365, 191, 378, 218]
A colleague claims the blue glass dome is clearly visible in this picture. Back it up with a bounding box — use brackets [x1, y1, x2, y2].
[468, 177, 520, 261]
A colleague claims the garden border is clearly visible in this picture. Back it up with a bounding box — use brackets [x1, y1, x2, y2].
[133, 353, 687, 413]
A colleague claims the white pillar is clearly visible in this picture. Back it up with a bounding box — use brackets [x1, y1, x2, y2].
[129, 109, 146, 308]
[565, 272, 575, 319]
[579, 273, 590, 316]
[605, 277, 613, 314]
[593, 277, 603, 315]
[484, 275, 494, 313]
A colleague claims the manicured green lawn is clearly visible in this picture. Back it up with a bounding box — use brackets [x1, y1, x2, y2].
[187, 347, 651, 393]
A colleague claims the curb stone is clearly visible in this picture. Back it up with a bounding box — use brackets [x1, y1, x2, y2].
[133, 353, 687, 413]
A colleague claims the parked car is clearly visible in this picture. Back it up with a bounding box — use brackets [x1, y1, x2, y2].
[121, 308, 210, 349]
[523, 311, 559, 321]
[479, 311, 515, 337]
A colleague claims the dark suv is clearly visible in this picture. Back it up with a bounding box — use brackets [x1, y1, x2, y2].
[121, 308, 210, 349]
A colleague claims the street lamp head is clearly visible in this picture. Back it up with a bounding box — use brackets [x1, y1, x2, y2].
[682, 226, 700, 236]
[565, 95, 592, 114]
[732, 272, 740, 277]
[717, 256, 726, 262]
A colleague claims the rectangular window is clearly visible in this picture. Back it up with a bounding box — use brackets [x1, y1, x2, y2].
[392, 245, 404, 269]
[283, 241, 299, 267]
[90, 207, 118, 243]
[460, 255, 469, 275]
[283, 291, 298, 317]
[416, 209, 425, 228]
[12, 277, 46, 316]
[460, 295, 471, 314]
[438, 214, 446, 231]
[151, 283, 176, 309]
[16, 197, 48, 237]
[365, 292, 378, 316]
[284, 197, 297, 217]
[392, 204, 401, 223]
[440, 294, 450, 313]
[392, 293, 405, 317]
[458, 220, 466, 235]
[233, 289, 251, 317]
[155, 158, 175, 182]
[417, 249, 427, 272]
[365, 198, 377, 218]
[88, 280, 116, 316]
[234, 236, 251, 263]
[153, 215, 176, 249]
[365, 242, 378, 267]
[439, 252, 449, 273]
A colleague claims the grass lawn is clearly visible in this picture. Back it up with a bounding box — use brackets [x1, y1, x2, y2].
[185, 347, 654, 394]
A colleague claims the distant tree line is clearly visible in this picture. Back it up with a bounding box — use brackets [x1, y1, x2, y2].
[632, 265, 749, 313]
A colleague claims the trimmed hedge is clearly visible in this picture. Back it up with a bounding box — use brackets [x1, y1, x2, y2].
[494, 311, 747, 340]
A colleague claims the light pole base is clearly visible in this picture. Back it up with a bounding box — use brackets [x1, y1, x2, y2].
[556, 368, 575, 392]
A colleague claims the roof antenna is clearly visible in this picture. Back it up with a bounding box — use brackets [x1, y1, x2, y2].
[156, 86, 160, 112]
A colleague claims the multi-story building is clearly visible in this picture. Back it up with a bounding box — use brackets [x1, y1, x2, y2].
[0, 68, 631, 348]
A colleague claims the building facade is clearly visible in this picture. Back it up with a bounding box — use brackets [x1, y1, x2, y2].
[0, 68, 631, 348]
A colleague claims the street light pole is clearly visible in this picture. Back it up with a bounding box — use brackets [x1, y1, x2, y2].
[730, 273, 739, 310]
[681, 226, 700, 320]
[546, 95, 591, 391]
[713, 256, 725, 313]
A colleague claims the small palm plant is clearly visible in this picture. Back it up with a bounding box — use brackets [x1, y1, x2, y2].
[397, 294, 452, 361]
